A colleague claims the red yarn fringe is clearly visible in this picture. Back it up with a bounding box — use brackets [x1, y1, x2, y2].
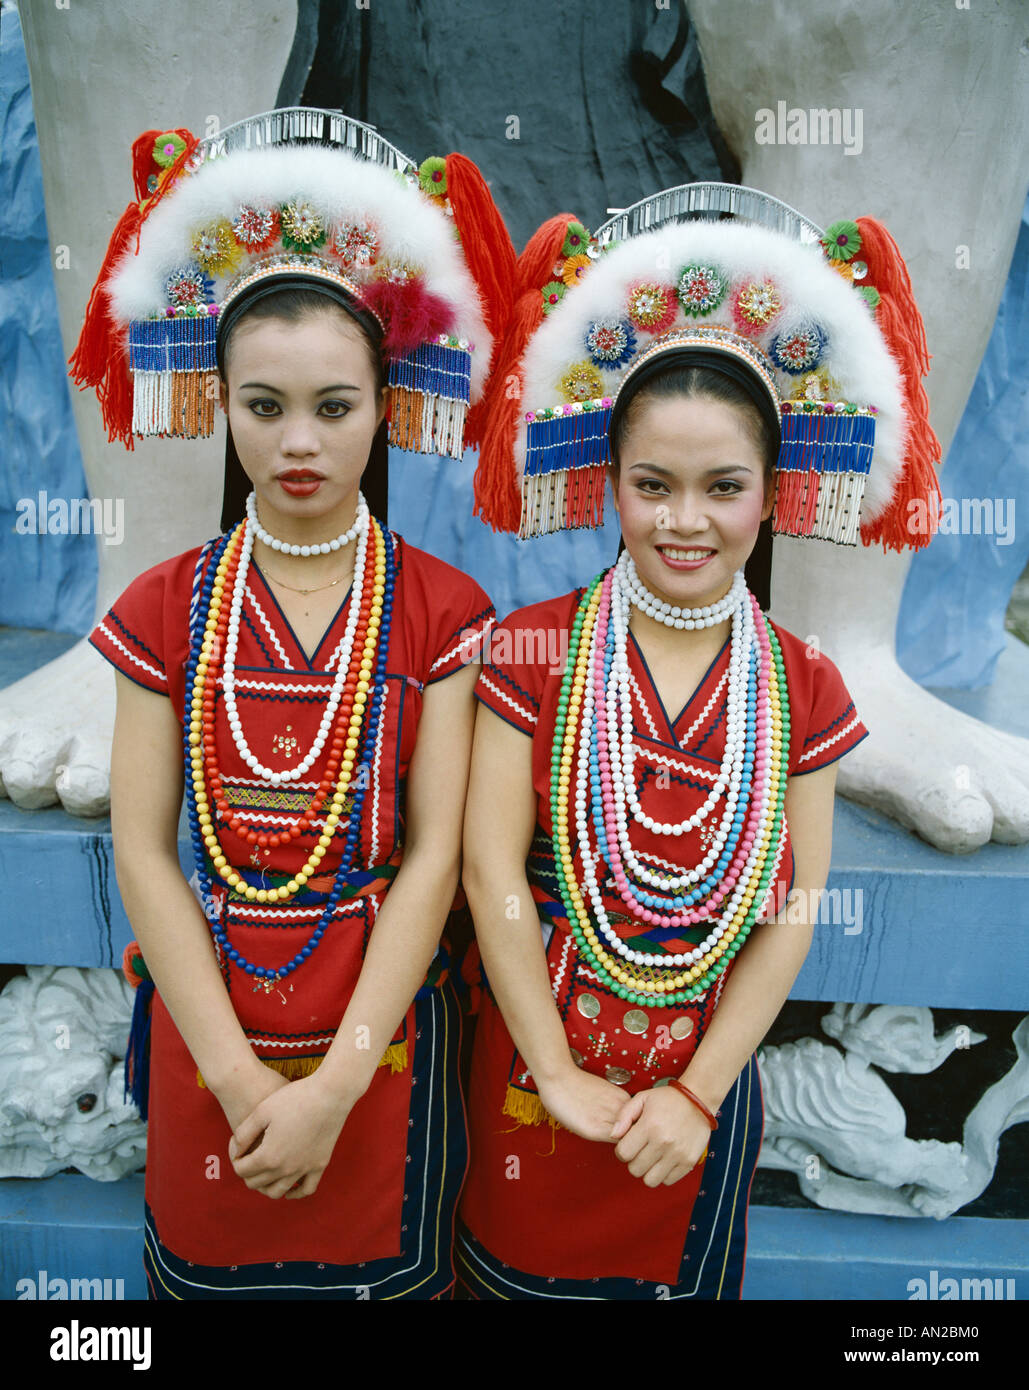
[444, 153, 516, 450]
[855, 216, 942, 551]
[67, 128, 199, 448]
[473, 214, 581, 532]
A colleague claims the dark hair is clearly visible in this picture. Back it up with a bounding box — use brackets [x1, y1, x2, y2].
[218, 285, 390, 531]
[609, 361, 777, 609]
[611, 364, 778, 480]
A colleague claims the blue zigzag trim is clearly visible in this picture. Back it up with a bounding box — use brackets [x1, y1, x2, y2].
[803, 699, 855, 748]
[482, 661, 540, 713]
[106, 608, 164, 671]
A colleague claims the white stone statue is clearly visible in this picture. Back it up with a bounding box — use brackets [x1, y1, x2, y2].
[757, 1008, 1029, 1219]
[687, 0, 1029, 853]
[0, 965, 146, 1181]
[5, 0, 1028, 851]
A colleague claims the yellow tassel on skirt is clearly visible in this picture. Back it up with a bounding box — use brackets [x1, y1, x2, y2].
[196, 1039, 408, 1089]
[502, 1084, 558, 1129]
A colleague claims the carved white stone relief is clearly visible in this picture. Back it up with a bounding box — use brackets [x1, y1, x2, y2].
[757, 1005, 1028, 1219]
[0, 965, 145, 1181]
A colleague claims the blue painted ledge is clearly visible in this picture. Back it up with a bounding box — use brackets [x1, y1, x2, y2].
[1, 1176, 1024, 1303]
[742, 1206, 1028, 1301]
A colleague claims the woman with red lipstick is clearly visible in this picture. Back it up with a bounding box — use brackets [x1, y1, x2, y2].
[79, 121, 505, 1297]
[451, 204, 920, 1297]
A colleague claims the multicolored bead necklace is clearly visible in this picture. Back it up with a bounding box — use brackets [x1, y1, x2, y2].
[181, 497, 396, 985]
[549, 558, 790, 1007]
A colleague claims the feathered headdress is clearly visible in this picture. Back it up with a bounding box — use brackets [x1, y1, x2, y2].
[70, 108, 515, 461]
[473, 186, 940, 549]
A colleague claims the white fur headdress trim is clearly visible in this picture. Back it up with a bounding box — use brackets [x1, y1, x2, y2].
[108, 144, 490, 399]
[518, 219, 903, 522]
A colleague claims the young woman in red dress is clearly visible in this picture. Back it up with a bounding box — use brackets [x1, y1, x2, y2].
[453, 198, 933, 1297]
[80, 118, 503, 1297]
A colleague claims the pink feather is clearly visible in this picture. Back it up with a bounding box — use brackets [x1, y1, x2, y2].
[361, 276, 455, 354]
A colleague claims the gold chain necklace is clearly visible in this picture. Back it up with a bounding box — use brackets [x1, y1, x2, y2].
[256, 564, 353, 597]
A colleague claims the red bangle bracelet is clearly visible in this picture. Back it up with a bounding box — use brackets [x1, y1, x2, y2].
[668, 1079, 719, 1130]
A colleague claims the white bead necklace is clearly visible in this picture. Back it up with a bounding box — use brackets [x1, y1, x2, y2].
[221, 498, 371, 785]
[606, 553, 753, 886]
[575, 574, 775, 970]
[622, 556, 746, 629]
[245, 490, 367, 556]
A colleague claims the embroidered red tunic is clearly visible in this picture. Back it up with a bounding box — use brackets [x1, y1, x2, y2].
[460, 584, 867, 1285]
[90, 533, 494, 1273]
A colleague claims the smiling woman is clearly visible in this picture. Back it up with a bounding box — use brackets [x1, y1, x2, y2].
[457, 223, 874, 1300]
[75, 117, 505, 1300]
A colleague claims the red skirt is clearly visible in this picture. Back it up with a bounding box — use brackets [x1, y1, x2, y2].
[145, 988, 414, 1268]
[459, 926, 733, 1286]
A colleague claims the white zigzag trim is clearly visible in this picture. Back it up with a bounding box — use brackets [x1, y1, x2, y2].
[248, 1035, 336, 1050]
[632, 742, 719, 782]
[429, 615, 496, 674]
[229, 898, 366, 921]
[221, 772, 320, 789]
[679, 670, 727, 749]
[797, 715, 862, 765]
[479, 672, 537, 727]
[220, 811, 329, 830]
[628, 671, 662, 740]
[228, 677, 332, 694]
[245, 586, 293, 668]
[96, 621, 166, 685]
[550, 924, 575, 1000]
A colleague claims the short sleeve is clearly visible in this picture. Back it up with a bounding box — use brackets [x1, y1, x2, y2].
[787, 640, 869, 776]
[425, 589, 497, 685]
[474, 593, 577, 737]
[89, 565, 172, 696]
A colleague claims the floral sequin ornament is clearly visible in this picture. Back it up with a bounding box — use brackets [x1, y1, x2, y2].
[676, 263, 727, 317]
[330, 221, 381, 269]
[191, 221, 243, 276]
[584, 318, 637, 368]
[626, 281, 676, 334]
[560, 360, 605, 403]
[731, 279, 782, 336]
[787, 367, 841, 403]
[165, 263, 214, 308]
[770, 323, 827, 375]
[279, 200, 326, 252]
[232, 205, 280, 254]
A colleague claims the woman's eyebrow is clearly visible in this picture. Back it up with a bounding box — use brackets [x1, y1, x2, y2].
[238, 382, 361, 393]
[627, 461, 755, 476]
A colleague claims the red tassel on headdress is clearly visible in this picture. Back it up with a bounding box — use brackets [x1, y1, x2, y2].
[68, 127, 198, 448]
[854, 216, 942, 551]
[444, 153, 517, 450]
[474, 214, 581, 532]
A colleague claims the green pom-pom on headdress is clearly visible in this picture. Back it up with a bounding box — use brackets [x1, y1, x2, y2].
[822, 219, 862, 262]
[562, 220, 590, 258]
[418, 156, 448, 197]
[541, 281, 566, 314]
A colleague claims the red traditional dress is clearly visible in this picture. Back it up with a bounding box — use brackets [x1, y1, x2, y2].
[90, 531, 495, 1298]
[457, 583, 867, 1299]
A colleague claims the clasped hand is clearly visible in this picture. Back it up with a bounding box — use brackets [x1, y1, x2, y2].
[538, 1069, 711, 1188]
[219, 1065, 352, 1201]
